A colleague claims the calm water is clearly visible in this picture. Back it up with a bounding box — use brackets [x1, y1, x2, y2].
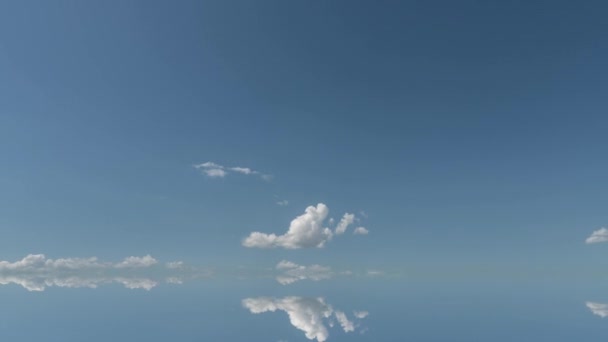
[1, 272, 607, 341]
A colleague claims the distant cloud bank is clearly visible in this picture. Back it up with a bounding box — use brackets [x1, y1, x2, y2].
[0, 254, 201, 291]
[242, 203, 369, 249]
[194, 161, 272, 180]
[242, 296, 367, 342]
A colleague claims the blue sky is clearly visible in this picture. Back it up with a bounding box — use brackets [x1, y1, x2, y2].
[1, 0, 607, 266]
[1, 1, 608, 340]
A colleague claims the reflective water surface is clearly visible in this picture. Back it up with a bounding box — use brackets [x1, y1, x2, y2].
[2, 259, 608, 341]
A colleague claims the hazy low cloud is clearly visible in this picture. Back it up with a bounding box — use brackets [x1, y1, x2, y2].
[586, 228, 608, 244]
[0, 254, 201, 291]
[194, 161, 271, 180]
[587, 302, 608, 317]
[115, 255, 158, 268]
[275, 260, 333, 285]
[243, 203, 368, 249]
[366, 270, 384, 277]
[243, 296, 366, 342]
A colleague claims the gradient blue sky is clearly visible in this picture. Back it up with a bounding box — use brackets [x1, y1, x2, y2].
[2, 0, 607, 266]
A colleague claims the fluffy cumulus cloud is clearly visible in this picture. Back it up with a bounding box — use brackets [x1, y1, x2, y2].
[243, 203, 368, 249]
[243, 204, 333, 249]
[587, 302, 608, 318]
[242, 296, 365, 342]
[0, 254, 200, 291]
[586, 228, 608, 244]
[194, 161, 271, 180]
[275, 260, 333, 285]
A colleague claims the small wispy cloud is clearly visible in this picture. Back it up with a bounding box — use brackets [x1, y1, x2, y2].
[194, 161, 271, 180]
[334, 311, 354, 332]
[587, 302, 608, 317]
[0, 254, 204, 291]
[353, 227, 369, 235]
[277, 200, 289, 206]
[353, 311, 369, 319]
[242, 203, 369, 249]
[586, 227, 608, 244]
[243, 296, 366, 342]
[334, 213, 355, 235]
[275, 260, 334, 285]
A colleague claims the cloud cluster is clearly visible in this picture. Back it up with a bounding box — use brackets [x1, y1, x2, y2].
[587, 302, 608, 317]
[0, 254, 195, 291]
[586, 228, 608, 244]
[194, 162, 271, 180]
[243, 203, 368, 249]
[243, 296, 366, 342]
[275, 260, 333, 285]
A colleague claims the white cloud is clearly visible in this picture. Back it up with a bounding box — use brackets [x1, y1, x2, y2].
[334, 213, 354, 235]
[243, 203, 368, 249]
[243, 203, 334, 249]
[275, 260, 333, 285]
[587, 302, 608, 317]
[586, 228, 608, 244]
[0, 254, 192, 291]
[353, 227, 369, 235]
[242, 296, 364, 341]
[277, 200, 289, 206]
[194, 161, 270, 180]
[353, 311, 369, 319]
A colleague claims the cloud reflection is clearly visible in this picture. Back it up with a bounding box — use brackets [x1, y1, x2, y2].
[0, 254, 198, 291]
[275, 260, 334, 285]
[242, 296, 367, 341]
